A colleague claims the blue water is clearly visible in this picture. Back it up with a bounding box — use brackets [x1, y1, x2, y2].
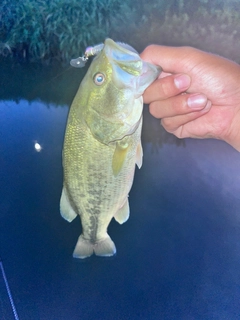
[1, 96, 240, 319]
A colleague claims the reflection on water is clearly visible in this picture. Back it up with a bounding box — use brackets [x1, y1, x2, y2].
[34, 142, 42, 152]
[0, 58, 86, 105]
[1, 98, 240, 319]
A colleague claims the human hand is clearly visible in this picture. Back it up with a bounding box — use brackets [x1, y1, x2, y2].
[140, 45, 240, 151]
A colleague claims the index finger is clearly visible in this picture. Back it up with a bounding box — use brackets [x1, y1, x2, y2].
[143, 73, 191, 104]
[140, 45, 198, 74]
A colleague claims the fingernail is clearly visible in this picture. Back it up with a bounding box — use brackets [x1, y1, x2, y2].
[187, 94, 207, 109]
[174, 74, 191, 90]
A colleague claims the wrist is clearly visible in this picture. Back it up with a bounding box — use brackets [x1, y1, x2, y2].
[223, 112, 240, 152]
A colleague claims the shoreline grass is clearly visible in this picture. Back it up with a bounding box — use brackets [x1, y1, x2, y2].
[0, 0, 125, 63]
[0, 0, 240, 63]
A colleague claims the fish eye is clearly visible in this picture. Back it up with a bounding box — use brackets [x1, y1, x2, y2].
[93, 73, 105, 86]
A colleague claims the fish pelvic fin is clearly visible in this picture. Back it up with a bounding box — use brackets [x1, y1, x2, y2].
[73, 235, 116, 259]
[114, 198, 130, 224]
[60, 187, 77, 222]
[136, 142, 143, 169]
[112, 141, 129, 176]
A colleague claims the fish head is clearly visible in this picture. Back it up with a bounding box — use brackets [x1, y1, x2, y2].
[78, 38, 161, 144]
[104, 38, 161, 97]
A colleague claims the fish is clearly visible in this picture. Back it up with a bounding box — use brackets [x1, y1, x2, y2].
[60, 38, 161, 258]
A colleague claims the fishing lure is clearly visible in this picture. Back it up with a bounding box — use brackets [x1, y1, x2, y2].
[70, 43, 104, 68]
[70, 41, 137, 68]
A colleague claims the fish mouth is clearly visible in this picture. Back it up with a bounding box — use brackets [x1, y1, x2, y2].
[139, 62, 162, 87]
[104, 38, 143, 77]
[105, 38, 139, 60]
[103, 38, 161, 94]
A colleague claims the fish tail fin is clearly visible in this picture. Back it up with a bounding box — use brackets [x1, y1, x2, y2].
[94, 235, 116, 257]
[73, 236, 94, 259]
[73, 235, 116, 259]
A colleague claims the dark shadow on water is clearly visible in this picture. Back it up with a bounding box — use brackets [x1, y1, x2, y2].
[0, 57, 87, 106]
[142, 106, 186, 149]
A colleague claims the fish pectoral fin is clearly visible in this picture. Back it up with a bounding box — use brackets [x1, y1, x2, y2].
[136, 142, 143, 169]
[60, 187, 77, 222]
[114, 199, 130, 224]
[112, 142, 129, 176]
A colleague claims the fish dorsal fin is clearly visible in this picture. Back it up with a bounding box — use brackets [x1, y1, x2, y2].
[112, 141, 129, 176]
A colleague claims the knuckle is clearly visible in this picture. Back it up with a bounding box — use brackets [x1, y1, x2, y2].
[142, 44, 158, 55]
[161, 117, 175, 132]
[149, 102, 160, 118]
[172, 95, 188, 113]
[179, 46, 198, 57]
[140, 45, 161, 61]
[160, 77, 175, 97]
[161, 119, 183, 138]
[173, 129, 183, 139]
[159, 76, 186, 98]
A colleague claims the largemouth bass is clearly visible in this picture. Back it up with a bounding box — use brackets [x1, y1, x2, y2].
[60, 38, 161, 258]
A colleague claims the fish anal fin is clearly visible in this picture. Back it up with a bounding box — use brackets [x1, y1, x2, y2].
[112, 142, 129, 176]
[114, 199, 130, 224]
[136, 142, 143, 169]
[60, 187, 77, 222]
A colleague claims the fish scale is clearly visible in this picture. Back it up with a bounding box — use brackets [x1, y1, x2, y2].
[60, 38, 161, 258]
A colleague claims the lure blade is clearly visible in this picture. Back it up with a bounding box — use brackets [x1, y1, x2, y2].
[70, 57, 87, 68]
[70, 43, 104, 68]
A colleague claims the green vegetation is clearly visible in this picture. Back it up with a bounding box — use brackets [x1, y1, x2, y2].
[0, 0, 240, 63]
[0, 0, 126, 62]
[114, 3, 240, 63]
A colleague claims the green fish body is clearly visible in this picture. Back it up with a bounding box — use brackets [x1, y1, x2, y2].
[60, 39, 161, 258]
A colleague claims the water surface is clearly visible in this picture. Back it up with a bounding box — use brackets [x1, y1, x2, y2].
[1, 65, 240, 320]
